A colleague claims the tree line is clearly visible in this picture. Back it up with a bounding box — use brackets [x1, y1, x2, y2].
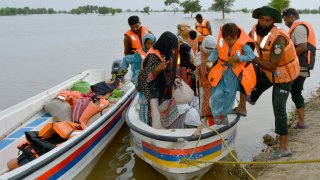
[163, 0, 320, 18]
[1, 0, 320, 18]
[0, 5, 121, 16]
[0, 7, 59, 16]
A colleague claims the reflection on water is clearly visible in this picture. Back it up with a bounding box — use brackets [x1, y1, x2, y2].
[1, 12, 319, 179]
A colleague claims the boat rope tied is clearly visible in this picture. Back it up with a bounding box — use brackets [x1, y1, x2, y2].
[181, 125, 256, 180]
[181, 124, 320, 179]
[180, 158, 320, 165]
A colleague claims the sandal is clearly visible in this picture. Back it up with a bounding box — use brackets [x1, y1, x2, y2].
[229, 108, 247, 117]
[269, 149, 292, 160]
[293, 123, 308, 129]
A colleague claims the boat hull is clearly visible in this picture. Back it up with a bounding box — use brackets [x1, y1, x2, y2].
[126, 95, 239, 179]
[0, 69, 136, 179]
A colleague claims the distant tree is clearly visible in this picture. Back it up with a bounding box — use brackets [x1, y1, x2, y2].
[164, 0, 180, 14]
[142, 6, 150, 14]
[70, 8, 83, 14]
[48, 8, 56, 14]
[98, 7, 109, 15]
[23, 7, 30, 15]
[240, 8, 249, 13]
[269, 0, 290, 13]
[180, 0, 201, 17]
[211, 0, 235, 19]
[110, 9, 116, 15]
[310, 9, 318, 14]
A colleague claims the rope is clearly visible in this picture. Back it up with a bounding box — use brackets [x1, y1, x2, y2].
[182, 158, 320, 165]
[182, 124, 256, 180]
[181, 124, 320, 179]
[208, 126, 256, 180]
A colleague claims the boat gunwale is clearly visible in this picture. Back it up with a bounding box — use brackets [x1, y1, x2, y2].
[125, 96, 240, 142]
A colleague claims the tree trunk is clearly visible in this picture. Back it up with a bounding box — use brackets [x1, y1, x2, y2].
[191, 12, 193, 18]
[222, 9, 225, 19]
[222, 3, 225, 19]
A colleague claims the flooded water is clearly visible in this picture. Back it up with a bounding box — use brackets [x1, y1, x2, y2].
[0, 12, 319, 179]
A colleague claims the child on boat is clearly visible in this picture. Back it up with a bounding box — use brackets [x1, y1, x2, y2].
[207, 23, 255, 125]
[120, 34, 156, 125]
[120, 33, 156, 86]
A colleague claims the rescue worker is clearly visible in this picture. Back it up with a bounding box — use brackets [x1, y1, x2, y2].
[124, 15, 152, 55]
[282, 8, 316, 129]
[195, 14, 212, 46]
[248, 6, 300, 159]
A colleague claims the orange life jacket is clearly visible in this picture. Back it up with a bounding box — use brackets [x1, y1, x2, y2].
[251, 25, 300, 83]
[17, 131, 63, 166]
[39, 121, 82, 139]
[208, 26, 257, 95]
[57, 90, 82, 109]
[125, 26, 148, 53]
[141, 48, 165, 70]
[79, 98, 109, 129]
[196, 20, 211, 42]
[288, 21, 316, 69]
[136, 49, 147, 61]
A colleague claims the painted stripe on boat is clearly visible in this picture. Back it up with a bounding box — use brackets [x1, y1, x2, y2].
[143, 142, 222, 162]
[36, 100, 131, 180]
[142, 139, 222, 156]
[143, 150, 222, 168]
[26, 113, 51, 127]
[0, 139, 15, 150]
[7, 128, 33, 139]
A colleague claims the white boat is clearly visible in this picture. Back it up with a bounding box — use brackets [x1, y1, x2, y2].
[0, 69, 136, 179]
[126, 95, 240, 179]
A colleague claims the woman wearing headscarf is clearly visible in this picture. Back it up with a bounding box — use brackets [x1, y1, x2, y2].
[195, 36, 216, 128]
[138, 31, 180, 129]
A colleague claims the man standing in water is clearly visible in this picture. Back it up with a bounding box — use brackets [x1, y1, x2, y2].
[282, 8, 317, 129]
[124, 15, 152, 55]
[195, 14, 212, 46]
[248, 6, 300, 159]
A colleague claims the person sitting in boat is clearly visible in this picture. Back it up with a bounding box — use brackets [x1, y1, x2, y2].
[120, 33, 156, 85]
[207, 23, 256, 125]
[138, 31, 182, 129]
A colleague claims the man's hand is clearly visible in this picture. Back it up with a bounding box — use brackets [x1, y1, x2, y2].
[228, 55, 240, 65]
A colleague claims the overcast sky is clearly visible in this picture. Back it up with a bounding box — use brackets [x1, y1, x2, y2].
[0, 0, 318, 11]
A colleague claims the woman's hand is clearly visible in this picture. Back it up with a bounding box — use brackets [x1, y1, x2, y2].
[154, 62, 168, 75]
